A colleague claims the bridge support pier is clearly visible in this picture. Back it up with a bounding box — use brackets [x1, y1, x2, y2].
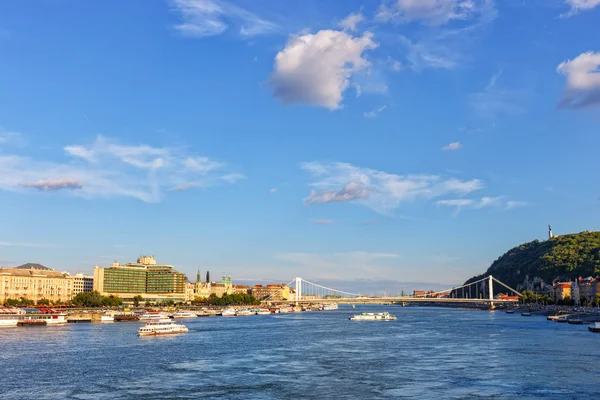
[295, 277, 302, 307]
[489, 275, 494, 309]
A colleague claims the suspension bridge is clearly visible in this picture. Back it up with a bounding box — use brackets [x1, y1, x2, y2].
[264, 276, 521, 308]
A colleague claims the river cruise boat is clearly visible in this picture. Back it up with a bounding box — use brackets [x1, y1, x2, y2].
[101, 315, 114, 323]
[172, 311, 197, 319]
[0, 307, 68, 327]
[349, 312, 397, 321]
[138, 312, 170, 321]
[255, 308, 271, 315]
[235, 308, 254, 316]
[588, 322, 600, 333]
[137, 319, 189, 336]
[322, 303, 338, 311]
[221, 308, 236, 317]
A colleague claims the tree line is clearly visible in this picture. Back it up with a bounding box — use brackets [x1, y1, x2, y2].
[194, 293, 260, 306]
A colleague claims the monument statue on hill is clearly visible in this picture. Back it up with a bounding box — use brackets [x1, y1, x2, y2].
[548, 224, 553, 239]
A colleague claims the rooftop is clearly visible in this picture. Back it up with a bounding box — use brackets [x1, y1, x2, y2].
[16, 263, 51, 271]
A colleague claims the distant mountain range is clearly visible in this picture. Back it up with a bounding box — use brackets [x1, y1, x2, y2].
[464, 231, 600, 293]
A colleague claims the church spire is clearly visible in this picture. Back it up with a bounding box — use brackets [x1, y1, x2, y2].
[196, 267, 201, 283]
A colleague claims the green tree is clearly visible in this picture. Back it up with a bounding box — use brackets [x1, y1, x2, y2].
[37, 298, 50, 306]
[4, 298, 19, 306]
[593, 294, 600, 307]
[132, 295, 143, 307]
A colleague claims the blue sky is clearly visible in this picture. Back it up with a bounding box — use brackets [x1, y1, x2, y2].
[1, 0, 599, 294]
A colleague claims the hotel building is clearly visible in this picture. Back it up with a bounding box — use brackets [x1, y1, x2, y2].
[94, 255, 185, 303]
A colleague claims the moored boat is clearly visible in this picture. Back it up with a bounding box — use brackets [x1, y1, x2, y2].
[101, 315, 115, 323]
[521, 312, 532, 317]
[568, 318, 583, 325]
[506, 309, 514, 314]
[322, 303, 338, 311]
[137, 319, 189, 336]
[172, 311, 197, 319]
[0, 307, 67, 327]
[138, 312, 169, 321]
[235, 308, 254, 316]
[256, 308, 271, 315]
[350, 312, 397, 321]
[221, 307, 236, 317]
[588, 322, 600, 332]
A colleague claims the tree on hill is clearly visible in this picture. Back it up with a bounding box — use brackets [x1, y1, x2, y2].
[463, 231, 600, 293]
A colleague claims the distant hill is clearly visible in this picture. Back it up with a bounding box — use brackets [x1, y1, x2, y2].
[464, 231, 600, 292]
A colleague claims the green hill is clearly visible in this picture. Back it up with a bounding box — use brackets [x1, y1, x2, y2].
[464, 231, 600, 292]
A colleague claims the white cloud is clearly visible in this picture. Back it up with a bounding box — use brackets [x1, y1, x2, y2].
[377, 0, 488, 26]
[0, 135, 240, 202]
[505, 200, 528, 210]
[556, 51, 600, 109]
[339, 12, 365, 31]
[269, 188, 277, 194]
[268, 30, 378, 109]
[436, 199, 473, 207]
[314, 219, 334, 225]
[19, 178, 83, 191]
[442, 141, 462, 151]
[169, 0, 278, 38]
[301, 161, 484, 214]
[562, 0, 600, 16]
[0, 131, 24, 146]
[305, 181, 368, 205]
[437, 196, 525, 212]
[364, 105, 387, 118]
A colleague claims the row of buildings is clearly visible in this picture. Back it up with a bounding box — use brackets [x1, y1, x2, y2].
[0, 263, 93, 304]
[551, 277, 600, 304]
[1, 255, 296, 305]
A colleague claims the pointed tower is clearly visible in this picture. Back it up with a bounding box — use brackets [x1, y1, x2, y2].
[206, 271, 210, 283]
[196, 267, 201, 283]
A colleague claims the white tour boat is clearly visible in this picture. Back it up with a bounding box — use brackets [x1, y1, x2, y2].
[101, 315, 115, 323]
[256, 308, 271, 315]
[221, 307, 236, 317]
[172, 311, 197, 319]
[322, 303, 338, 311]
[137, 319, 189, 336]
[138, 312, 170, 321]
[0, 307, 68, 327]
[349, 312, 397, 321]
[235, 308, 254, 316]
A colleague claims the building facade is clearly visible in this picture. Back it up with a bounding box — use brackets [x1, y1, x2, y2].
[94, 256, 186, 303]
[72, 273, 93, 296]
[0, 264, 73, 304]
[251, 284, 290, 301]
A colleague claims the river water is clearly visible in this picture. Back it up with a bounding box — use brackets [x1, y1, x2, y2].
[1, 306, 598, 399]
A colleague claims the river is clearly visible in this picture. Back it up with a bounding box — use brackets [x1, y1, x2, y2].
[1, 306, 598, 399]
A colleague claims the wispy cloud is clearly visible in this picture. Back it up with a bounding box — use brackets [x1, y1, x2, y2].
[556, 51, 600, 109]
[561, 0, 600, 17]
[339, 12, 365, 32]
[19, 178, 83, 191]
[437, 196, 526, 213]
[268, 30, 377, 109]
[363, 220, 383, 226]
[364, 105, 387, 118]
[169, 0, 279, 38]
[0, 130, 25, 146]
[313, 219, 334, 225]
[302, 161, 484, 214]
[377, 0, 490, 26]
[0, 135, 241, 202]
[442, 141, 462, 151]
[269, 188, 277, 194]
[394, 1, 497, 70]
[469, 70, 528, 118]
[505, 200, 528, 210]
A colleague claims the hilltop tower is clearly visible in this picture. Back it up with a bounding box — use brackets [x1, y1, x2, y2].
[548, 224, 554, 239]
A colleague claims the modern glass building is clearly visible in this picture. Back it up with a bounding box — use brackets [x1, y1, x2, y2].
[94, 256, 185, 303]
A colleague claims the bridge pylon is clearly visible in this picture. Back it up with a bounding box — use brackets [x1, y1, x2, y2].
[295, 277, 302, 306]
